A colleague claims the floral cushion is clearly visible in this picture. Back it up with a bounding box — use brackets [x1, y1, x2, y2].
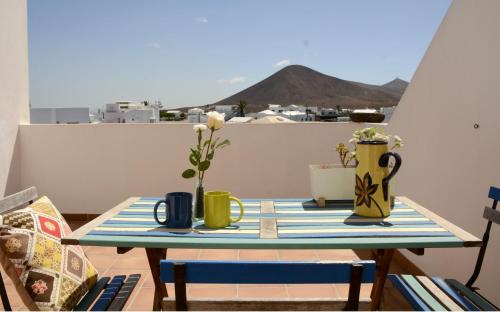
[0, 196, 98, 311]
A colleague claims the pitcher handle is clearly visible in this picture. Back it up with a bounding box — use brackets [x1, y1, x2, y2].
[153, 200, 169, 225]
[379, 152, 402, 201]
[229, 196, 244, 223]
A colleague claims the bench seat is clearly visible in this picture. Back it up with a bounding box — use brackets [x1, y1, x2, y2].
[388, 274, 498, 311]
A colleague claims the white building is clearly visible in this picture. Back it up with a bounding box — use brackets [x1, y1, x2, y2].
[30, 107, 90, 124]
[214, 105, 236, 114]
[281, 110, 311, 121]
[268, 104, 319, 114]
[256, 109, 277, 119]
[268, 104, 283, 113]
[258, 105, 315, 122]
[227, 117, 254, 123]
[187, 108, 207, 123]
[162, 110, 183, 119]
[102, 101, 160, 123]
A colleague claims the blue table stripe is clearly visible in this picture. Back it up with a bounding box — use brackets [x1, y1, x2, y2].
[277, 224, 442, 230]
[277, 221, 437, 227]
[89, 230, 258, 238]
[279, 231, 454, 238]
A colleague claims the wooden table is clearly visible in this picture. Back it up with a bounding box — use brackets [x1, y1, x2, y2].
[62, 197, 481, 310]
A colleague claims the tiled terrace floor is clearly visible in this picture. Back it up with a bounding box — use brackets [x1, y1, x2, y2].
[0, 223, 413, 311]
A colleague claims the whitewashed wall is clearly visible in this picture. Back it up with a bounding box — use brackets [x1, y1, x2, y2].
[19, 122, 364, 213]
[388, 0, 500, 305]
[0, 0, 29, 196]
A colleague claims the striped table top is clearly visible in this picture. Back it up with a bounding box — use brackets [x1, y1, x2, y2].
[62, 197, 481, 250]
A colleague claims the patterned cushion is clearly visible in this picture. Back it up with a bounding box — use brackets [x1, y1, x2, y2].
[0, 196, 98, 310]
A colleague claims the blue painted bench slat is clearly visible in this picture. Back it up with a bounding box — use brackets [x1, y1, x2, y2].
[160, 260, 376, 284]
[160, 260, 376, 311]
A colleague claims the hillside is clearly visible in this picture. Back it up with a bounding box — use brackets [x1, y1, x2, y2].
[210, 65, 408, 112]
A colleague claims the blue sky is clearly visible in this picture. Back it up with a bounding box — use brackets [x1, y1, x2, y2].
[28, 0, 451, 110]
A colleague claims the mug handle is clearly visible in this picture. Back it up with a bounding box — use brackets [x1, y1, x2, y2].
[378, 152, 402, 201]
[153, 200, 169, 225]
[229, 196, 244, 223]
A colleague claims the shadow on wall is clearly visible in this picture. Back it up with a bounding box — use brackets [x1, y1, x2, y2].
[4, 128, 21, 197]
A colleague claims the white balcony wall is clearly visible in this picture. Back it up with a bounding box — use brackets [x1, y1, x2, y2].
[0, 0, 29, 196]
[388, 0, 500, 304]
[19, 122, 363, 213]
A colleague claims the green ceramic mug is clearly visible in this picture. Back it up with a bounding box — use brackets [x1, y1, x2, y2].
[204, 191, 244, 228]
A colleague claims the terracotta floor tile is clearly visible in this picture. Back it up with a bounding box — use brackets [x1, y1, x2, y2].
[287, 284, 337, 298]
[112, 253, 149, 270]
[127, 286, 155, 310]
[167, 248, 200, 260]
[333, 283, 372, 300]
[140, 272, 155, 288]
[86, 253, 119, 272]
[199, 249, 239, 260]
[278, 250, 320, 261]
[315, 249, 359, 261]
[238, 249, 279, 261]
[188, 284, 237, 298]
[237, 285, 288, 298]
[84, 246, 117, 256]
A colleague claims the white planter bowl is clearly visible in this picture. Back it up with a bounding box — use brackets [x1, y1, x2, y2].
[309, 164, 355, 201]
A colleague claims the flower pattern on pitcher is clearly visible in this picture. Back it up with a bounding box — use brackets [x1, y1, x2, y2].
[355, 172, 385, 217]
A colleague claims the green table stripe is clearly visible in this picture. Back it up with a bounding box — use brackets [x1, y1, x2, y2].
[78, 234, 465, 249]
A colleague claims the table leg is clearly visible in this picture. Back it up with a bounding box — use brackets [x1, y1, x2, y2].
[370, 248, 395, 310]
[146, 248, 168, 311]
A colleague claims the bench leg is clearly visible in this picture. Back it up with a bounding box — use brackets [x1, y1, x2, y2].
[370, 249, 395, 310]
[146, 248, 168, 311]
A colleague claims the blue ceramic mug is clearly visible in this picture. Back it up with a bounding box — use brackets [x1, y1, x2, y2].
[154, 192, 193, 228]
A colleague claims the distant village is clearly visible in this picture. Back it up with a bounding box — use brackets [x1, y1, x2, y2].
[30, 100, 396, 124]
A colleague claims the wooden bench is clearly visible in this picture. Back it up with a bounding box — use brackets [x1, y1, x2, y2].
[0, 187, 141, 311]
[388, 186, 500, 311]
[159, 259, 376, 311]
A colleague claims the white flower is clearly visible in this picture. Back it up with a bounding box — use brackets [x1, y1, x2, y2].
[206, 111, 225, 130]
[193, 124, 207, 132]
[373, 132, 389, 142]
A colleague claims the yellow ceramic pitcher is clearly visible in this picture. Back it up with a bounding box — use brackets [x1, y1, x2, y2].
[354, 142, 401, 217]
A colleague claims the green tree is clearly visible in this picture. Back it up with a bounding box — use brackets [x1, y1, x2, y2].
[237, 100, 247, 117]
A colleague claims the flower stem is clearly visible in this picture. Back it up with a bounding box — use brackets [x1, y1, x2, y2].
[200, 129, 214, 184]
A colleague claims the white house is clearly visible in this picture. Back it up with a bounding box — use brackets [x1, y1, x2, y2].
[102, 101, 160, 123]
[187, 108, 206, 123]
[256, 109, 277, 119]
[30, 107, 90, 124]
[215, 105, 236, 114]
[227, 117, 254, 123]
[281, 110, 308, 121]
[162, 110, 183, 119]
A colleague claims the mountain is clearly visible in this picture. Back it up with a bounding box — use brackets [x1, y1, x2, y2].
[381, 78, 409, 95]
[210, 65, 408, 112]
